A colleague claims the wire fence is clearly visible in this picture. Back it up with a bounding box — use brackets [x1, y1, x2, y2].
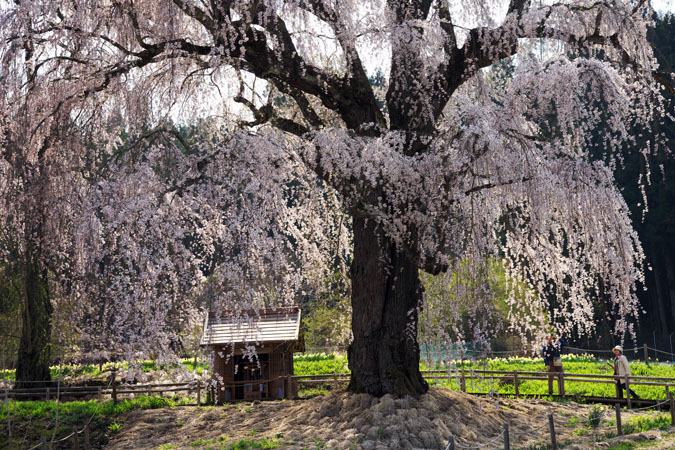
[447, 427, 507, 449]
[4, 370, 675, 450]
[3, 372, 209, 450]
[24, 377, 114, 450]
[510, 419, 551, 439]
[293, 343, 674, 360]
[415, 343, 675, 369]
[443, 396, 675, 450]
[648, 346, 675, 359]
[3, 343, 675, 449]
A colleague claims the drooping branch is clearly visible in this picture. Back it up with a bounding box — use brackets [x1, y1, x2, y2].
[234, 92, 310, 136]
[289, 0, 385, 131]
[274, 82, 325, 129]
[430, 0, 666, 124]
[653, 71, 675, 96]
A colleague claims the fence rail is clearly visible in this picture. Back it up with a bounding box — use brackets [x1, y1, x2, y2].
[5, 369, 675, 450]
[419, 369, 675, 406]
[4, 369, 675, 404]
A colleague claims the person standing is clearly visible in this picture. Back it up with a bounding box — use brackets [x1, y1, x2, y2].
[612, 345, 640, 399]
[543, 334, 566, 394]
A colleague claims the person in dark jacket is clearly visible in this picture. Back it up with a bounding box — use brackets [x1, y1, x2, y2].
[542, 334, 567, 394]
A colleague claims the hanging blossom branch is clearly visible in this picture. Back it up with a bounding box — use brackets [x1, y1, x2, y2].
[0, 0, 667, 360]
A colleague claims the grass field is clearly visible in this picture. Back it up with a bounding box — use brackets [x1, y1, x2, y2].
[3, 353, 674, 400]
[0, 395, 181, 449]
[419, 354, 675, 400]
[290, 352, 675, 400]
[3, 353, 675, 448]
[0, 358, 207, 382]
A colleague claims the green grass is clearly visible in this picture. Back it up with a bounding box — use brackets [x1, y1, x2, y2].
[0, 395, 180, 449]
[6, 352, 670, 395]
[605, 443, 637, 450]
[604, 440, 666, 450]
[293, 353, 349, 376]
[298, 386, 331, 397]
[421, 355, 675, 400]
[4, 353, 674, 402]
[1, 394, 176, 421]
[4, 353, 673, 449]
[190, 434, 284, 449]
[623, 413, 672, 434]
[588, 405, 604, 428]
[295, 352, 675, 400]
[1, 358, 208, 382]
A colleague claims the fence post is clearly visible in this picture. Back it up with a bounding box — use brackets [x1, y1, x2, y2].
[197, 382, 201, 406]
[72, 426, 80, 450]
[446, 435, 455, 450]
[291, 377, 298, 399]
[626, 378, 632, 409]
[460, 370, 466, 392]
[40, 437, 46, 450]
[333, 372, 338, 391]
[548, 414, 557, 450]
[45, 387, 50, 401]
[669, 391, 675, 426]
[514, 372, 519, 397]
[559, 372, 565, 396]
[282, 375, 288, 399]
[643, 344, 649, 366]
[615, 403, 623, 436]
[97, 386, 102, 402]
[84, 422, 90, 450]
[111, 369, 118, 404]
[503, 423, 510, 450]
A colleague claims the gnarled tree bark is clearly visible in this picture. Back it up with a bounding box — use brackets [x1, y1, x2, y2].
[15, 244, 52, 389]
[347, 216, 428, 396]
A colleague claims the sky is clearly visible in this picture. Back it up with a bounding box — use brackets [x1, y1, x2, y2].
[653, 0, 675, 13]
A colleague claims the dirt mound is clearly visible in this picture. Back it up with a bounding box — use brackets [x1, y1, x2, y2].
[103, 388, 668, 449]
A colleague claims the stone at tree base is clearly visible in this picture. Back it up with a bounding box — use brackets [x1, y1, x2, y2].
[103, 382, 674, 449]
[374, 395, 396, 415]
[419, 430, 441, 448]
[365, 425, 379, 440]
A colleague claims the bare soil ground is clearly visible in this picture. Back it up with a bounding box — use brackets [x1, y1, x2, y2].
[105, 388, 675, 449]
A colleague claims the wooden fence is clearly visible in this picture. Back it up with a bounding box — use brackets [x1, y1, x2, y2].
[3, 381, 206, 405]
[4, 369, 675, 407]
[5, 369, 675, 450]
[421, 369, 675, 405]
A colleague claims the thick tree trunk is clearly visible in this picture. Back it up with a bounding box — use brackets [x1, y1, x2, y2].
[15, 248, 52, 389]
[347, 215, 428, 396]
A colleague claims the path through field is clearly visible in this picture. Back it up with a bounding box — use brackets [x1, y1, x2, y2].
[104, 388, 675, 449]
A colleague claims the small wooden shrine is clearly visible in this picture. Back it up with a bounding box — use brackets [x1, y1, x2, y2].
[200, 306, 302, 402]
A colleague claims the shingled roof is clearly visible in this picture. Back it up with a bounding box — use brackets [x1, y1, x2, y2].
[200, 306, 301, 346]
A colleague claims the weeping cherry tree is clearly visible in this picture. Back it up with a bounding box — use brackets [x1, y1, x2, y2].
[0, 0, 672, 395]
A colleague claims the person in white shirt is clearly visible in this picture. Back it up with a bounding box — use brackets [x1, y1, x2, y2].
[612, 345, 639, 399]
